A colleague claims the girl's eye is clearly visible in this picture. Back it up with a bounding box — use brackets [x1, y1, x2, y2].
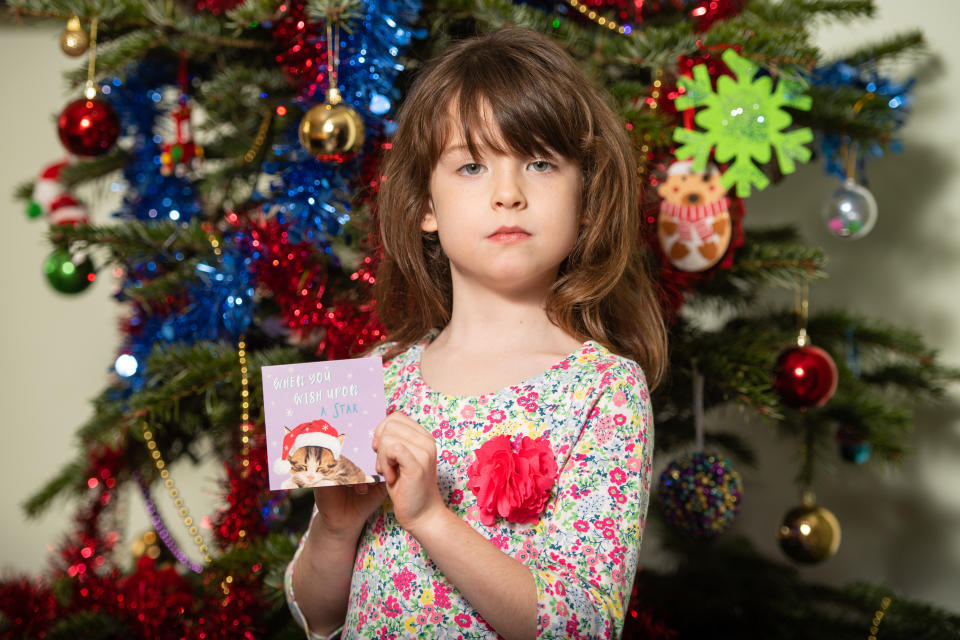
[529, 160, 556, 172]
[457, 163, 484, 176]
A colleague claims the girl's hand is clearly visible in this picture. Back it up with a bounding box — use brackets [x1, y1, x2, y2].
[311, 482, 388, 543]
[372, 412, 446, 534]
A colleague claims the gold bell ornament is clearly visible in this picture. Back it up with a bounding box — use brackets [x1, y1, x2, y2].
[297, 17, 365, 162]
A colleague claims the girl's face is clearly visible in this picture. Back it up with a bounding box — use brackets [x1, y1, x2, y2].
[422, 105, 582, 299]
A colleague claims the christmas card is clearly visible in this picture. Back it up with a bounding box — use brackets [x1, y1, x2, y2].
[263, 356, 384, 491]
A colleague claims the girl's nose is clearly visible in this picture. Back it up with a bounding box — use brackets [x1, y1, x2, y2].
[491, 173, 526, 210]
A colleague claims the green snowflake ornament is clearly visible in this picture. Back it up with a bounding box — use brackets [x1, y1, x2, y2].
[673, 49, 813, 197]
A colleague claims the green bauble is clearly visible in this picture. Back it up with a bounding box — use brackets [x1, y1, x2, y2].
[43, 248, 95, 294]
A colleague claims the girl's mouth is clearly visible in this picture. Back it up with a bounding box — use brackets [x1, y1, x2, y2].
[488, 226, 531, 242]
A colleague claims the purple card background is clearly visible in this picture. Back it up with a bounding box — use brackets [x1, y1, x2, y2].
[262, 356, 385, 491]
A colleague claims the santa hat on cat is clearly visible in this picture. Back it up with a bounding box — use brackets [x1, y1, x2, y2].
[273, 419, 342, 475]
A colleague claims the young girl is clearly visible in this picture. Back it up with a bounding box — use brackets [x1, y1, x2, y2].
[285, 27, 667, 639]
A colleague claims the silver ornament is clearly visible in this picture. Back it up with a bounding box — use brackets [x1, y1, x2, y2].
[822, 178, 878, 240]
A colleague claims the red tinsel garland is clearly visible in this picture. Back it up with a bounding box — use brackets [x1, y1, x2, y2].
[622, 581, 678, 639]
[213, 434, 269, 548]
[249, 217, 329, 332]
[0, 437, 282, 639]
[271, 2, 330, 95]
[0, 446, 197, 639]
[0, 577, 57, 638]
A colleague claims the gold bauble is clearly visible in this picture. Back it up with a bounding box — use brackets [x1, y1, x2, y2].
[59, 16, 89, 57]
[298, 91, 365, 161]
[778, 500, 841, 564]
[130, 530, 162, 561]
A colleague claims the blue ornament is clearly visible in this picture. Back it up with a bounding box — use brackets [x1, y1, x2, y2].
[839, 442, 871, 464]
[836, 426, 871, 464]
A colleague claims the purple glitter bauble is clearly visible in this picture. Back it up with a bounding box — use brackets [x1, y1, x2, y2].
[657, 452, 743, 537]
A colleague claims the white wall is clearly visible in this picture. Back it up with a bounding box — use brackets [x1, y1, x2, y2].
[0, 21, 221, 574]
[2, 0, 958, 613]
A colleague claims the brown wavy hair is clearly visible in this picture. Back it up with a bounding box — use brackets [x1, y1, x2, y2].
[373, 27, 667, 388]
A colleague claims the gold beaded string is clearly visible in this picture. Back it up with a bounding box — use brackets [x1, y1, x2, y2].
[567, 0, 630, 34]
[201, 227, 253, 598]
[243, 110, 273, 164]
[141, 421, 212, 564]
[795, 276, 810, 347]
[129, 220, 248, 571]
[867, 595, 892, 640]
[202, 226, 251, 475]
[82, 17, 99, 99]
[638, 68, 664, 180]
[324, 15, 344, 104]
[239, 337, 252, 475]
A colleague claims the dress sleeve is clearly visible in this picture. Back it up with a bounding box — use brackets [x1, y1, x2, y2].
[531, 369, 654, 639]
[284, 507, 345, 640]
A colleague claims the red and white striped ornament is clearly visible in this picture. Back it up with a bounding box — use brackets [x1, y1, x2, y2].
[30, 159, 89, 225]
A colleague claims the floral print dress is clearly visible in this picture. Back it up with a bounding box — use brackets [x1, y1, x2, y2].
[285, 338, 654, 639]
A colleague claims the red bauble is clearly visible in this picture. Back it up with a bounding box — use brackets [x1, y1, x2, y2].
[57, 97, 120, 156]
[772, 345, 838, 408]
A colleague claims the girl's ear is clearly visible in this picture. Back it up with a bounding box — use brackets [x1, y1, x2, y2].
[421, 204, 438, 232]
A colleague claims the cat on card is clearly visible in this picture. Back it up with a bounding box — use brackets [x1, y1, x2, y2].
[273, 420, 376, 489]
[262, 356, 384, 491]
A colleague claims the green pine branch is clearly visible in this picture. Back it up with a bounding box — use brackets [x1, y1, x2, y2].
[21, 457, 88, 518]
[800, 73, 917, 143]
[636, 535, 960, 638]
[7, 0, 148, 22]
[683, 227, 828, 314]
[62, 28, 169, 87]
[610, 22, 699, 70]
[133, 341, 246, 425]
[44, 610, 133, 640]
[834, 29, 926, 67]
[747, 0, 875, 26]
[119, 258, 204, 308]
[816, 388, 912, 461]
[48, 219, 214, 264]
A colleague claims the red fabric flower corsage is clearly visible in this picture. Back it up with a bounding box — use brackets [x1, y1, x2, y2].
[466, 434, 558, 526]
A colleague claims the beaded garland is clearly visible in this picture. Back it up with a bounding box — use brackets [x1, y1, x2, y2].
[566, 0, 632, 34]
[867, 596, 892, 640]
[133, 470, 203, 573]
[140, 422, 213, 565]
[135, 229, 255, 571]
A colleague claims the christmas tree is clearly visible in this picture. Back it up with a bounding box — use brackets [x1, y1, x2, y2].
[2, 0, 960, 638]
